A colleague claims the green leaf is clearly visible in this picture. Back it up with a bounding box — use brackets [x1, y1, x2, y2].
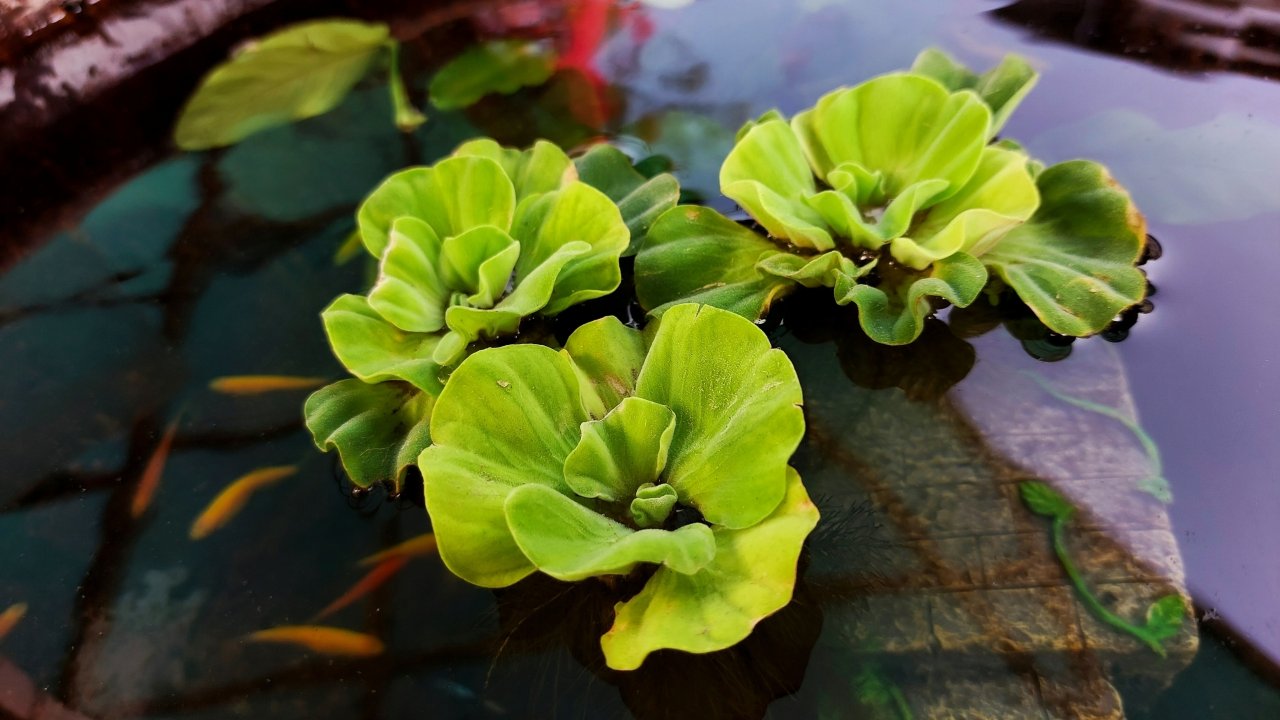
[837, 251, 988, 345]
[357, 156, 516, 258]
[733, 108, 787, 143]
[908, 48, 979, 93]
[452, 138, 576, 200]
[510, 182, 629, 314]
[721, 119, 835, 251]
[304, 379, 433, 489]
[983, 160, 1147, 336]
[791, 73, 991, 200]
[416, 299, 815, 668]
[1144, 595, 1188, 641]
[635, 206, 796, 319]
[635, 304, 803, 529]
[420, 345, 588, 587]
[429, 40, 557, 110]
[334, 229, 364, 266]
[574, 144, 681, 255]
[1018, 481, 1073, 519]
[911, 49, 1038, 137]
[386, 41, 426, 131]
[888, 145, 1039, 269]
[367, 216, 449, 333]
[805, 176, 949, 252]
[600, 467, 819, 670]
[321, 294, 444, 393]
[630, 483, 680, 529]
[755, 250, 873, 289]
[174, 20, 390, 150]
[563, 397, 677, 502]
[440, 240, 591, 347]
[505, 484, 716, 581]
[439, 225, 521, 307]
[354, 146, 628, 373]
[561, 316, 648, 415]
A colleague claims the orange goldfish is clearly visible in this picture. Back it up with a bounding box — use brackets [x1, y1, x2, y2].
[314, 556, 409, 620]
[208, 375, 326, 395]
[131, 416, 181, 518]
[246, 625, 384, 657]
[190, 465, 298, 540]
[0, 602, 27, 643]
[358, 533, 438, 567]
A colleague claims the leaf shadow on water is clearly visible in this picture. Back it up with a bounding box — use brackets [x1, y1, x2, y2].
[778, 290, 977, 404]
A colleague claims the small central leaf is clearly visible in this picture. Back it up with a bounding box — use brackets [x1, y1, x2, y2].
[563, 397, 677, 503]
[630, 483, 679, 528]
[439, 225, 521, 307]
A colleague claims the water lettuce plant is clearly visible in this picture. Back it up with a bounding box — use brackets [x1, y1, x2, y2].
[305, 138, 655, 488]
[428, 39, 558, 110]
[635, 50, 1149, 345]
[174, 19, 424, 149]
[174, 24, 567, 150]
[420, 304, 819, 670]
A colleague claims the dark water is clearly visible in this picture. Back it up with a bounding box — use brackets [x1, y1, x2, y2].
[2, 0, 1279, 717]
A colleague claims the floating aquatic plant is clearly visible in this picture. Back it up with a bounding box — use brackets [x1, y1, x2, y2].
[174, 19, 423, 150]
[420, 304, 819, 670]
[174, 24, 570, 150]
[1019, 481, 1186, 656]
[341, 137, 630, 381]
[635, 49, 1150, 345]
[574, 144, 681, 255]
[428, 39, 558, 110]
[305, 138, 671, 489]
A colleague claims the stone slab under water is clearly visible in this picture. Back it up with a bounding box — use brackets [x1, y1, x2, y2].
[793, 334, 1197, 719]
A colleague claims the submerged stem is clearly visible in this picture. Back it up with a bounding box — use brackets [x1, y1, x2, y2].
[1049, 512, 1167, 656]
[386, 41, 426, 132]
[887, 683, 914, 720]
[1025, 371, 1170, 503]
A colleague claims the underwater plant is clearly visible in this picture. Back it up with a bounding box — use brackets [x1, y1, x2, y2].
[1024, 371, 1171, 502]
[1020, 481, 1186, 656]
[420, 303, 819, 670]
[635, 49, 1150, 345]
[304, 138, 676, 489]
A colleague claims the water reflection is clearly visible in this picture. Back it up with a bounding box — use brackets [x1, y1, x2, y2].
[789, 327, 1195, 718]
[488, 573, 822, 720]
[993, 0, 1280, 80]
[781, 292, 978, 403]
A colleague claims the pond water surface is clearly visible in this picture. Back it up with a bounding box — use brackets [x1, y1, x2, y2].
[2, 0, 1279, 718]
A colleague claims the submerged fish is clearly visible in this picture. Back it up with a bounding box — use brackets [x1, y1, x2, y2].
[131, 416, 181, 518]
[315, 555, 409, 620]
[358, 533, 438, 567]
[190, 465, 298, 540]
[208, 375, 327, 395]
[0, 602, 27, 643]
[246, 625, 384, 657]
